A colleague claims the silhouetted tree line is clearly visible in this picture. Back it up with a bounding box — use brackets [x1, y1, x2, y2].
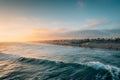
[79, 38, 120, 43]
[35, 38, 120, 50]
[39, 38, 120, 45]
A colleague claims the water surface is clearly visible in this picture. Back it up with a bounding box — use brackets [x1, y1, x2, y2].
[0, 43, 120, 80]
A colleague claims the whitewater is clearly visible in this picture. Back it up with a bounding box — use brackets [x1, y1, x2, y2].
[0, 43, 120, 80]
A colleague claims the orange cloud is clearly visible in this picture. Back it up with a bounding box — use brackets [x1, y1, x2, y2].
[27, 27, 71, 41]
[0, 13, 109, 42]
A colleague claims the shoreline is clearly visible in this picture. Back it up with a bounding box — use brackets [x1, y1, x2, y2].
[40, 43, 120, 51]
[34, 38, 120, 50]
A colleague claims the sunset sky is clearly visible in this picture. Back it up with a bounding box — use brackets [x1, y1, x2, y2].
[0, 0, 120, 42]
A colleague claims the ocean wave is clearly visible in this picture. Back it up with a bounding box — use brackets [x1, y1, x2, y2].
[0, 57, 119, 80]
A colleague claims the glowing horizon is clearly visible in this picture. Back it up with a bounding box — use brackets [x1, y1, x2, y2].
[0, 0, 120, 42]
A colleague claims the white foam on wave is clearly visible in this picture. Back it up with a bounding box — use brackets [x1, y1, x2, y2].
[86, 61, 111, 70]
[86, 61, 120, 80]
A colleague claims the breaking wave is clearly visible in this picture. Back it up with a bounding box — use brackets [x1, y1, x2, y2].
[0, 57, 120, 80]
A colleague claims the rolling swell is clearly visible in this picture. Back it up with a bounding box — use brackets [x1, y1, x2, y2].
[0, 57, 120, 80]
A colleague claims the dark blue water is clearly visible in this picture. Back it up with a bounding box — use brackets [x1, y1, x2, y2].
[0, 43, 120, 80]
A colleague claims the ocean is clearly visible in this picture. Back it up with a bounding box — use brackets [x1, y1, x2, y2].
[0, 43, 120, 80]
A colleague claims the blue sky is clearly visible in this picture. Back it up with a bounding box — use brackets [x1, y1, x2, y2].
[0, 0, 120, 41]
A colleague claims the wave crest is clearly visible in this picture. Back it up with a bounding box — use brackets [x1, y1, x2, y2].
[0, 57, 120, 80]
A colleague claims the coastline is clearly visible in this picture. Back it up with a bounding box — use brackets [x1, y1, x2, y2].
[34, 38, 120, 50]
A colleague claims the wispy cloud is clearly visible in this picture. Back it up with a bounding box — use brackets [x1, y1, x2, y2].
[28, 27, 71, 40]
[82, 19, 107, 29]
[0, 14, 116, 42]
[29, 27, 120, 40]
[28, 18, 109, 40]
